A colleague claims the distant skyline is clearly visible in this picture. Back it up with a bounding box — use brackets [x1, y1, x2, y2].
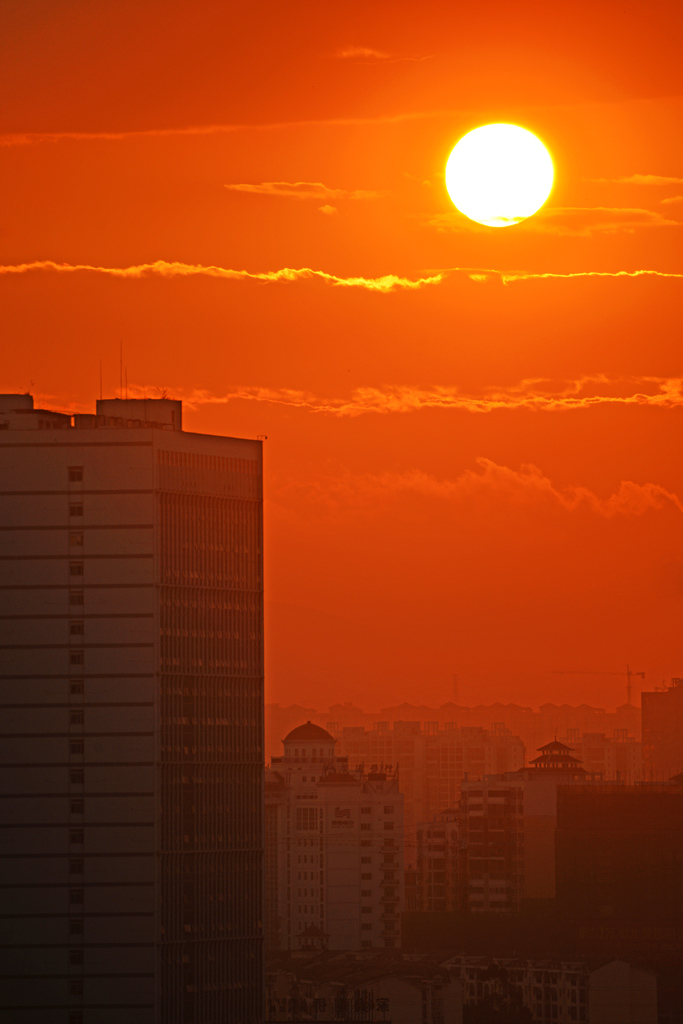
[2, 1, 682, 710]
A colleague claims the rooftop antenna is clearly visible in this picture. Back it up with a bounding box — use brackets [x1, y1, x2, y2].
[125, 367, 128, 401]
[99, 360, 103, 401]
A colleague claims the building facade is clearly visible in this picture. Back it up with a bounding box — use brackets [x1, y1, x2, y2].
[412, 810, 462, 913]
[0, 395, 264, 1023]
[334, 720, 524, 863]
[642, 678, 683, 781]
[266, 722, 404, 952]
[460, 741, 598, 912]
[561, 730, 642, 784]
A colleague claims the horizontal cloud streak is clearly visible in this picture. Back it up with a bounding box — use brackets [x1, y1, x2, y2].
[1, 258, 681, 294]
[0, 111, 443, 147]
[170, 374, 683, 418]
[284, 460, 683, 518]
[224, 180, 378, 200]
[0, 259, 441, 293]
[593, 174, 683, 185]
[429, 205, 681, 236]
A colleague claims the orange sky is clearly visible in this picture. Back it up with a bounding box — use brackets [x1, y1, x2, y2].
[2, 0, 683, 710]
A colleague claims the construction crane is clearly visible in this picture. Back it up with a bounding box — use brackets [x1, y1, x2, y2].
[551, 665, 645, 705]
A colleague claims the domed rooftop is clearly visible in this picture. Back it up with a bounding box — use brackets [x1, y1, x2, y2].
[283, 721, 335, 744]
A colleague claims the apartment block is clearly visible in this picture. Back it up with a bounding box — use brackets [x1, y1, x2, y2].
[266, 722, 404, 951]
[0, 394, 264, 1023]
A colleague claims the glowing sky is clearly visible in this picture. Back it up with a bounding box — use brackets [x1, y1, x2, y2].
[2, 0, 683, 709]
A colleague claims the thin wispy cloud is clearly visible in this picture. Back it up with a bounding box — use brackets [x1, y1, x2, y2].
[0, 110, 444, 148]
[428, 205, 680, 237]
[592, 174, 683, 185]
[335, 46, 431, 63]
[464, 267, 683, 284]
[1, 257, 680, 294]
[168, 374, 683, 419]
[281, 460, 683, 519]
[0, 259, 442, 293]
[224, 181, 378, 200]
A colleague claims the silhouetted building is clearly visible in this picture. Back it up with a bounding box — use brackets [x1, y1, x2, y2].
[562, 729, 642, 784]
[642, 678, 683, 781]
[555, 783, 683, 937]
[0, 395, 264, 1023]
[444, 955, 656, 1024]
[266, 722, 404, 951]
[413, 809, 462, 912]
[460, 741, 599, 911]
[265, 950, 462, 1023]
[334, 720, 524, 862]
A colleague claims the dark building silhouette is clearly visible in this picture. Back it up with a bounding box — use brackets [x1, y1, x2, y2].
[555, 783, 683, 951]
[642, 678, 683, 781]
[0, 395, 264, 1023]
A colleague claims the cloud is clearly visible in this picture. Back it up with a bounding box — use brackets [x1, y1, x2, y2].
[593, 174, 683, 185]
[166, 374, 683, 419]
[661, 195, 683, 205]
[0, 259, 442, 293]
[428, 205, 680, 237]
[336, 46, 392, 60]
[335, 46, 431, 63]
[224, 181, 378, 200]
[0, 110, 444, 147]
[464, 267, 683, 284]
[318, 205, 338, 215]
[1, 256, 680, 296]
[281, 460, 683, 519]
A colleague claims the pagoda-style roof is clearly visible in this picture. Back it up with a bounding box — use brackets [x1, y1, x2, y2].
[523, 739, 586, 774]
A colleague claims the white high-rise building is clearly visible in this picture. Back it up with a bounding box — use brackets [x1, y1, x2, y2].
[266, 722, 404, 952]
[0, 394, 264, 1024]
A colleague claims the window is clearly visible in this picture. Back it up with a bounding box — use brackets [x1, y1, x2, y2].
[296, 808, 318, 831]
[383, 822, 394, 829]
[70, 740, 84, 755]
[70, 682, 84, 696]
[360, 840, 371, 847]
[70, 711, 84, 726]
[70, 591, 84, 606]
[70, 829, 84, 844]
[70, 621, 84, 636]
[361, 890, 372, 896]
[360, 824, 371, 831]
[70, 860, 83, 874]
[361, 873, 372, 880]
[69, 532, 84, 547]
[69, 504, 84, 517]
[70, 562, 84, 576]
[70, 652, 84, 667]
[361, 940, 372, 947]
[361, 857, 371, 863]
[361, 924, 372, 931]
[361, 806, 371, 814]
[384, 806, 394, 814]
[70, 889, 84, 904]
[70, 800, 84, 814]
[68, 467, 83, 483]
[69, 949, 83, 965]
[69, 919, 84, 935]
[69, 980, 83, 996]
[70, 769, 84, 784]
[69, 1012, 84, 1024]
[361, 906, 372, 913]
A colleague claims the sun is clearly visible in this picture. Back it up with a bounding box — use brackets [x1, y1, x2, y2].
[445, 124, 554, 228]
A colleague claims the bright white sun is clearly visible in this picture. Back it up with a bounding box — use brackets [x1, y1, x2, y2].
[445, 123, 554, 228]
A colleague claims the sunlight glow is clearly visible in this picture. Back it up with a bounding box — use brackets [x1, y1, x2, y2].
[445, 124, 554, 228]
